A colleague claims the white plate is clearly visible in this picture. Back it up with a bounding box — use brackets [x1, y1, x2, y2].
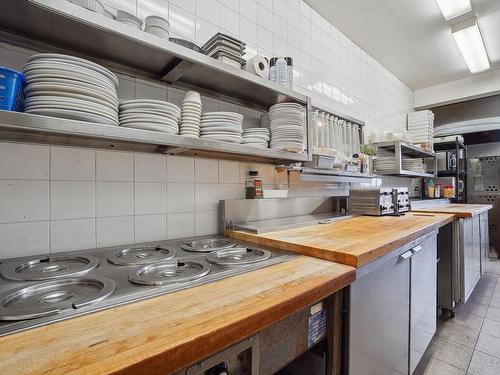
[120, 112, 179, 122]
[25, 100, 118, 121]
[202, 111, 243, 119]
[120, 123, 178, 134]
[24, 63, 116, 90]
[120, 99, 180, 112]
[25, 77, 118, 99]
[25, 82, 119, 105]
[26, 108, 118, 125]
[26, 91, 118, 112]
[28, 53, 119, 87]
[25, 70, 115, 92]
[201, 135, 243, 143]
[25, 96, 118, 117]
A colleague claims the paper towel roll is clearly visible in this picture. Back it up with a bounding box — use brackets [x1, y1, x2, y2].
[244, 55, 270, 79]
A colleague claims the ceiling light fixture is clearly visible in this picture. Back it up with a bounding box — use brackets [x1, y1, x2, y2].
[452, 18, 490, 74]
[435, 0, 471, 20]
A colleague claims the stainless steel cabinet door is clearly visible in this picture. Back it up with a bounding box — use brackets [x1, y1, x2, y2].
[349, 253, 410, 375]
[461, 217, 481, 302]
[480, 212, 490, 275]
[410, 236, 437, 374]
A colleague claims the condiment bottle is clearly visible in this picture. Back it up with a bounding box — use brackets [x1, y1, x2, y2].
[246, 171, 263, 199]
[443, 185, 454, 198]
[434, 183, 442, 198]
[426, 179, 435, 198]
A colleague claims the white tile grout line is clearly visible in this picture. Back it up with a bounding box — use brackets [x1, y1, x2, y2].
[465, 270, 499, 373]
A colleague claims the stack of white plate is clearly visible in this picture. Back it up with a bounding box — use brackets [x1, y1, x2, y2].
[116, 10, 143, 29]
[374, 157, 426, 173]
[180, 91, 202, 137]
[200, 112, 244, 143]
[269, 102, 305, 153]
[23, 53, 119, 126]
[145, 15, 170, 39]
[242, 128, 270, 148]
[118, 99, 180, 133]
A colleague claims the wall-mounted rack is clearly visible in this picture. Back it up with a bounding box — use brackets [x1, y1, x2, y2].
[0, 0, 312, 163]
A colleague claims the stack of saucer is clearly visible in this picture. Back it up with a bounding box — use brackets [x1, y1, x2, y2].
[116, 10, 142, 29]
[23, 53, 119, 126]
[242, 128, 270, 148]
[202, 33, 246, 68]
[269, 102, 305, 153]
[119, 99, 180, 134]
[200, 112, 243, 143]
[179, 91, 202, 137]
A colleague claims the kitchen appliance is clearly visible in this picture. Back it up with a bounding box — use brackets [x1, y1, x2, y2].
[349, 188, 395, 216]
[0, 236, 294, 336]
[436, 151, 456, 172]
[393, 187, 410, 214]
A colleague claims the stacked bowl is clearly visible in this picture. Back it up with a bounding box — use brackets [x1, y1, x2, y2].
[145, 15, 170, 39]
[23, 53, 119, 125]
[116, 10, 143, 29]
[118, 99, 180, 134]
[269, 102, 305, 153]
[200, 112, 243, 143]
[179, 91, 202, 137]
[242, 128, 270, 148]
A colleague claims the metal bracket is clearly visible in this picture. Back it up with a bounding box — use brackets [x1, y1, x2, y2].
[159, 146, 192, 155]
[161, 60, 195, 83]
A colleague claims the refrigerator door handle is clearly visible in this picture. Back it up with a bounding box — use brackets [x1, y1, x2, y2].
[400, 251, 413, 259]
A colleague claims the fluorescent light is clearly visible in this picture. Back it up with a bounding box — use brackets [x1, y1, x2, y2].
[452, 19, 490, 73]
[435, 0, 471, 20]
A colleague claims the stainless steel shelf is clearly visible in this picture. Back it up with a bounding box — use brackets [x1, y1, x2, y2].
[300, 167, 376, 183]
[0, 0, 307, 110]
[374, 170, 436, 178]
[0, 111, 309, 163]
[370, 140, 437, 178]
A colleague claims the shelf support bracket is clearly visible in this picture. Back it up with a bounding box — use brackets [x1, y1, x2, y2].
[161, 60, 195, 84]
[159, 146, 192, 155]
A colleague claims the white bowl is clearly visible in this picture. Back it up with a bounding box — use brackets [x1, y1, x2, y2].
[145, 15, 170, 30]
[145, 26, 170, 39]
[183, 91, 201, 104]
[116, 10, 143, 29]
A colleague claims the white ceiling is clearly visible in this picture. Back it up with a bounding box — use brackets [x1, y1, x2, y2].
[305, 0, 500, 90]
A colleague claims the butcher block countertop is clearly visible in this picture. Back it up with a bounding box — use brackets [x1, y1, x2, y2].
[0, 256, 354, 375]
[412, 203, 492, 218]
[227, 212, 454, 268]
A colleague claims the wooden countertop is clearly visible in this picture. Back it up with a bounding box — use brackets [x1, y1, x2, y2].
[0, 256, 355, 375]
[227, 212, 454, 268]
[412, 204, 492, 218]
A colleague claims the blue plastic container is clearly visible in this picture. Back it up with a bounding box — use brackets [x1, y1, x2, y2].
[0, 67, 26, 112]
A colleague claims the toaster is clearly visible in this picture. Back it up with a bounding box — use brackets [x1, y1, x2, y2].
[349, 188, 395, 216]
[393, 187, 410, 213]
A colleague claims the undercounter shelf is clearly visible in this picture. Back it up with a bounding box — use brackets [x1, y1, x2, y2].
[0, 0, 307, 111]
[0, 111, 309, 163]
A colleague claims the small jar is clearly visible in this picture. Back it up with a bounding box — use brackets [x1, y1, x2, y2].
[434, 183, 442, 198]
[443, 185, 455, 198]
[246, 171, 263, 199]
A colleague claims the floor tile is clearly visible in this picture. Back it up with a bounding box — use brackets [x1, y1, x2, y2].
[467, 350, 500, 375]
[436, 320, 480, 348]
[443, 311, 484, 331]
[414, 357, 465, 375]
[486, 306, 500, 323]
[475, 332, 500, 358]
[425, 337, 473, 371]
[455, 302, 488, 318]
[482, 318, 500, 338]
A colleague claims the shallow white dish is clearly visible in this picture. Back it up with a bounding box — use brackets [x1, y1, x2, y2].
[26, 108, 118, 125]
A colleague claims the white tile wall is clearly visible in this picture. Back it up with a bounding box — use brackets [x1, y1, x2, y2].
[0, 0, 416, 258]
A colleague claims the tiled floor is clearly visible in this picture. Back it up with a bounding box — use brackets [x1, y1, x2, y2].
[415, 258, 500, 375]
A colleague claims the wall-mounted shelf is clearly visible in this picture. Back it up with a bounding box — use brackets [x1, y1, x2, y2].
[0, 111, 309, 163]
[0, 0, 307, 111]
[296, 167, 376, 183]
[370, 141, 437, 178]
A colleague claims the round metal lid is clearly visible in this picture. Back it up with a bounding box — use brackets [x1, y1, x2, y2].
[206, 247, 272, 267]
[1, 255, 100, 281]
[107, 245, 176, 266]
[0, 276, 116, 321]
[129, 259, 210, 286]
[180, 238, 236, 253]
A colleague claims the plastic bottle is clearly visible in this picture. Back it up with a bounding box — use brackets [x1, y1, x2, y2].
[276, 57, 288, 87]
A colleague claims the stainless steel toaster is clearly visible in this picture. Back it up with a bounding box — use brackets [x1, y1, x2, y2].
[349, 188, 395, 216]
